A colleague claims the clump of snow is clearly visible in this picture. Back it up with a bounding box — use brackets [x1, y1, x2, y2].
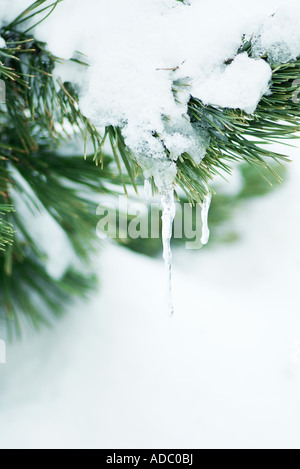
[163, 132, 198, 160]
[252, 3, 300, 63]
[193, 53, 272, 115]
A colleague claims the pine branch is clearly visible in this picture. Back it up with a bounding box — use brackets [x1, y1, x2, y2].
[1, 0, 300, 333]
[0, 12, 139, 334]
[3, 3, 297, 203]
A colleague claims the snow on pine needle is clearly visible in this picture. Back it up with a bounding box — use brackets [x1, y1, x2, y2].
[2, 0, 298, 191]
[0, 0, 299, 195]
[1, 0, 300, 323]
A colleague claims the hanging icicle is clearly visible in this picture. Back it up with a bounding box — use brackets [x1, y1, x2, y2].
[201, 192, 212, 246]
[161, 189, 176, 315]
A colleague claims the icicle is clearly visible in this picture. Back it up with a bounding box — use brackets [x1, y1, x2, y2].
[144, 178, 152, 200]
[201, 191, 212, 245]
[161, 189, 176, 315]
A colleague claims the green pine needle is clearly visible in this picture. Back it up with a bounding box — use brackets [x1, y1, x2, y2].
[1, 0, 300, 333]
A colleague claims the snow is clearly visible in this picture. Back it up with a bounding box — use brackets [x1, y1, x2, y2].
[193, 53, 272, 114]
[252, 3, 300, 63]
[0, 0, 33, 28]
[0, 37, 6, 48]
[0, 150, 300, 449]
[7, 0, 297, 188]
[2, 2, 300, 268]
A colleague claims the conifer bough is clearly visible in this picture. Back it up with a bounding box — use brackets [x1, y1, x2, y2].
[0, 0, 299, 333]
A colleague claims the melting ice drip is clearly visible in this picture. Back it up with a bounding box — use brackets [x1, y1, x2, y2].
[201, 192, 212, 245]
[160, 188, 212, 315]
[161, 189, 176, 316]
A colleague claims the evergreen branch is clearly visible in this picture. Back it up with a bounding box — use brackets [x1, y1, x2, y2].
[2, 3, 298, 204]
[1, 0, 300, 334]
[0, 23, 135, 333]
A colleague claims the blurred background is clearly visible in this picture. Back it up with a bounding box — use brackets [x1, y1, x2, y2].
[0, 141, 300, 450]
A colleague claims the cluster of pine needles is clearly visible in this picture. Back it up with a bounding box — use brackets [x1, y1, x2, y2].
[0, 0, 300, 335]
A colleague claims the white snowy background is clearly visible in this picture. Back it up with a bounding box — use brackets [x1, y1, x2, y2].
[0, 145, 300, 450]
[1, 0, 300, 450]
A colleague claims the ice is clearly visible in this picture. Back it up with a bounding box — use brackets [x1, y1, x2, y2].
[162, 123, 208, 164]
[201, 192, 212, 246]
[163, 132, 196, 161]
[144, 179, 152, 200]
[161, 189, 176, 315]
